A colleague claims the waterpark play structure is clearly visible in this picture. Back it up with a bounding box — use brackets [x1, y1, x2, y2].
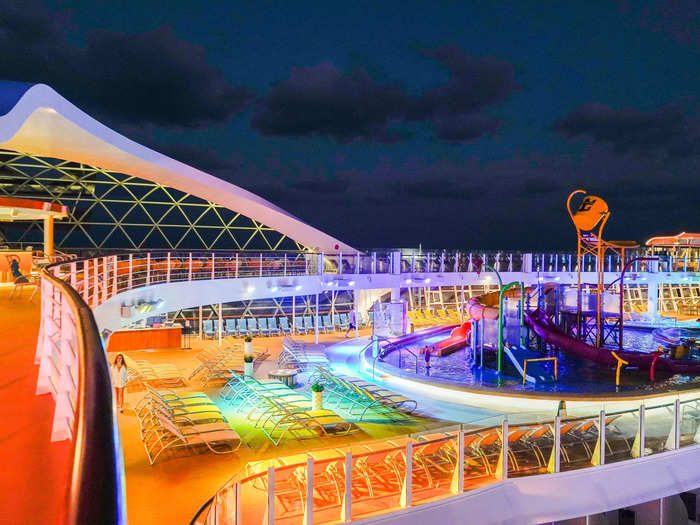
[374, 190, 700, 390]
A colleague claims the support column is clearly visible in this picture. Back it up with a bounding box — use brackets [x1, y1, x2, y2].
[292, 295, 296, 335]
[354, 291, 359, 339]
[391, 288, 401, 301]
[315, 293, 319, 344]
[218, 302, 223, 345]
[647, 276, 659, 321]
[198, 305, 203, 340]
[43, 215, 55, 257]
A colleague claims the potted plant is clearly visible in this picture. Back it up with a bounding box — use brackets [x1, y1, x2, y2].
[244, 333, 253, 356]
[243, 354, 254, 377]
[311, 382, 324, 410]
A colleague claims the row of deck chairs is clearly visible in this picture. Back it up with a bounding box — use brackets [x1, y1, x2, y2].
[220, 375, 358, 445]
[188, 343, 270, 387]
[277, 336, 330, 371]
[135, 385, 241, 465]
[309, 367, 417, 416]
[202, 312, 371, 338]
[408, 309, 462, 328]
[123, 355, 186, 391]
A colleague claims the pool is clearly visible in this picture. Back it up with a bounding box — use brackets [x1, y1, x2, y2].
[376, 327, 700, 395]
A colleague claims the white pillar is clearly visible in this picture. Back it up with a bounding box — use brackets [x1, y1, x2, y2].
[292, 295, 296, 335]
[391, 288, 401, 301]
[218, 302, 223, 345]
[198, 305, 203, 340]
[43, 215, 55, 257]
[647, 276, 659, 320]
[354, 291, 359, 339]
[315, 293, 319, 344]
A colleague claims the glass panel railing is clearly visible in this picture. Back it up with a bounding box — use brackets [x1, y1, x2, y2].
[507, 421, 553, 479]
[605, 408, 639, 464]
[559, 414, 599, 471]
[643, 403, 675, 455]
[679, 400, 699, 449]
[312, 456, 346, 525]
[273, 463, 306, 524]
[350, 445, 405, 520]
[464, 425, 501, 487]
[238, 472, 268, 524]
[411, 433, 458, 505]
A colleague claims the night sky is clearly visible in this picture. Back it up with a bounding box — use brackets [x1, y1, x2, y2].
[1, 1, 698, 250]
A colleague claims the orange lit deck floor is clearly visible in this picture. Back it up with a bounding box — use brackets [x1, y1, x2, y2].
[112, 330, 449, 525]
[0, 285, 72, 525]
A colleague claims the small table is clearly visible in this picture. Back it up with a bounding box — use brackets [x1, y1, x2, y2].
[268, 369, 298, 387]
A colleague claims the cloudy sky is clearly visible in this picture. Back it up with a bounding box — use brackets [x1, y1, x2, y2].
[1, 1, 698, 249]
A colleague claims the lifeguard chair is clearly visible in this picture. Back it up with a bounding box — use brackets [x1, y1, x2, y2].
[566, 190, 638, 347]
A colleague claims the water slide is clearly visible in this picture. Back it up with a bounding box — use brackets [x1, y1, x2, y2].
[525, 308, 700, 375]
[428, 322, 472, 356]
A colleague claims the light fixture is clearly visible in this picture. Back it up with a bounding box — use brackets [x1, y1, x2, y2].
[271, 286, 279, 292]
[405, 278, 412, 284]
[295, 285, 302, 291]
[348, 280, 355, 286]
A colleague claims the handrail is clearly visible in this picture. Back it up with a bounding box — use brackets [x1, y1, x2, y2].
[194, 391, 700, 524]
[41, 270, 126, 524]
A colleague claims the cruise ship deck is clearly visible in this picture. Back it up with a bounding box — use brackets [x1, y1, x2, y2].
[2, 81, 700, 525]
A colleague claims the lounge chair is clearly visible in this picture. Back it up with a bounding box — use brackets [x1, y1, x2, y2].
[202, 319, 215, 338]
[268, 317, 281, 336]
[246, 318, 259, 336]
[279, 317, 292, 335]
[303, 315, 315, 333]
[257, 317, 271, 336]
[321, 315, 335, 333]
[294, 317, 307, 334]
[225, 318, 237, 337]
[236, 318, 248, 336]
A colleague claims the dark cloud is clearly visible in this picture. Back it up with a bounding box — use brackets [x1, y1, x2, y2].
[554, 103, 700, 157]
[413, 44, 518, 118]
[432, 114, 500, 142]
[0, 1, 254, 128]
[251, 62, 409, 142]
[616, 1, 700, 49]
[253, 45, 518, 143]
[289, 178, 350, 194]
[392, 179, 474, 200]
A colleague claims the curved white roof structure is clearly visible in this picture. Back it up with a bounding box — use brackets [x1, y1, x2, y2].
[0, 82, 353, 252]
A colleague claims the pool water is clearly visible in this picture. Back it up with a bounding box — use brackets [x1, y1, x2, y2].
[378, 328, 700, 394]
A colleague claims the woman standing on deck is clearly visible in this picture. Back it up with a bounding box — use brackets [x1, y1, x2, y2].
[111, 354, 128, 413]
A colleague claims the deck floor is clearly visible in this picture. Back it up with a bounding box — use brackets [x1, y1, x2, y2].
[112, 330, 448, 524]
[0, 285, 72, 525]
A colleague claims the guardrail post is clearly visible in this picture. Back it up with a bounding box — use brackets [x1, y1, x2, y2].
[128, 254, 133, 290]
[101, 257, 108, 303]
[440, 251, 445, 272]
[674, 398, 681, 450]
[235, 253, 239, 278]
[411, 253, 415, 273]
[211, 253, 215, 280]
[188, 253, 192, 281]
[554, 416, 561, 472]
[500, 419, 509, 480]
[319, 253, 324, 275]
[456, 430, 465, 493]
[402, 441, 412, 507]
[284, 254, 287, 276]
[70, 261, 77, 289]
[92, 258, 98, 307]
[166, 252, 171, 283]
[235, 482, 241, 525]
[111, 255, 117, 297]
[146, 253, 151, 286]
[639, 404, 646, 458]
[339, 252, 343, 275]
[267, 467, 274, 525]
[259, 253, 263, 277]
[454, 251, 459, 272]
[598, 410, 606, 465]
[371, 252, 376, 274]
[355, 252, 360, 274]
[306, 457, 314, 525]
[344, 452, 352, 522]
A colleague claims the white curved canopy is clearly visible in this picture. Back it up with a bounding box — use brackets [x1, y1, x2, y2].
[0, 83, 353, 252]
